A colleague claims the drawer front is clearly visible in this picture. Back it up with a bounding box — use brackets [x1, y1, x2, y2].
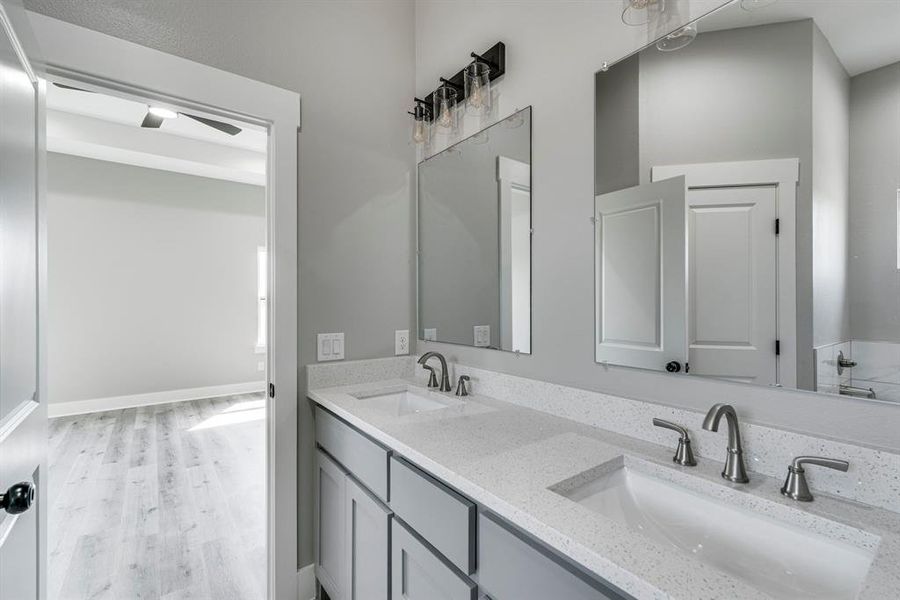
[316, 407, 390, 501]
[478, 512, 630, 600]
[391, 520, 476, 600]
[389, 456, 475, 574]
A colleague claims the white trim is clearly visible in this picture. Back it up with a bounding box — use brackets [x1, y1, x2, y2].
[0, 2, 36, 83]
[47, 382, 265, 418]
[652, 158, 799, 389]
[29, 13, 300, 599]
[297, 564, 316, 600]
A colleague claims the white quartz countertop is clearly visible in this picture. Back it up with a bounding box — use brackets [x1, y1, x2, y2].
[308, 378, 900, 600]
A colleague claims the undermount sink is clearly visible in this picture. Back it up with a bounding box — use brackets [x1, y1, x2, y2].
[551, 460, 876, 600]
[352, 388, 462, 416]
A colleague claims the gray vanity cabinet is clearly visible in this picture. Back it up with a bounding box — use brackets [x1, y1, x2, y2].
[391, 519, 477, 600]
[345, 477, 391, 600]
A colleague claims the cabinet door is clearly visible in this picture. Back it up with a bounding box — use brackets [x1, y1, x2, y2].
[345, 477, 391, 600]
[316, 450, 347, 600]
[391, 520, 476, 600]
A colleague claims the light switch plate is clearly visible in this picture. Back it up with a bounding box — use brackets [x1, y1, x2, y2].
[474, 325, 491, 347]
[423, 328, 437, 341]
[317, 332, 345, 361]
[395, 329, 410, 355]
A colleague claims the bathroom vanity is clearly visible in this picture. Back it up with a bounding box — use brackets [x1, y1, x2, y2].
[308, 359, 900, 600]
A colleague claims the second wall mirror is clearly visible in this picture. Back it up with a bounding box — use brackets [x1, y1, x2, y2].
[418, 107, 532, 354]
[594, 1, 899, 403]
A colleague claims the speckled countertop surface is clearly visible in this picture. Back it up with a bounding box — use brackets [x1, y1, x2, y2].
[308, 379, 900, 600]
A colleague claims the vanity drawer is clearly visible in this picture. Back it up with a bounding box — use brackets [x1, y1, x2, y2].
[316, 407, 390, 501]
[389, 455, 476, 574]
[478, 512, 630, 600]
[391, 519, 476, 600]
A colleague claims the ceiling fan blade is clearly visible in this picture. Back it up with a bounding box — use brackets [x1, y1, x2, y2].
[52, 82, 95, 93]
[181, 113, 242, 136]
[141, 111, 164, 129]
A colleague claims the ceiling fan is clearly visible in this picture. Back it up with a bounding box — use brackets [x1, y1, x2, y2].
[53, 82, 242, 136]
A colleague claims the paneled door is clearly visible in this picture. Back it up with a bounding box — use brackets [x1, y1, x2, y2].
[595, 176, 688, 372]
[653, 159, 798, 386]
[0, 1, 45, 598]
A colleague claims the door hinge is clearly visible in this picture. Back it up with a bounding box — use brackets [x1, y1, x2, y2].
[268, 383, 275, 398]
[775, 218, 780, 235]
[685, 362, 690, 374]
[775, 340, 781, 356]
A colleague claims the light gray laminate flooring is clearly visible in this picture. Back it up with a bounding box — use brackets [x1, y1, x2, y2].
[48, 394, 266, 600]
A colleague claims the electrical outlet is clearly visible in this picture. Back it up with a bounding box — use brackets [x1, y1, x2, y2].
[395, 329, 410, 355]
[317, 332, 345, 361]
[474, 325, 491, 347]
[423, 328, 437, 341]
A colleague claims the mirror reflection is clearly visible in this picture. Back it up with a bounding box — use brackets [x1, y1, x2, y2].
[418, 107, 532, 353]
[595, 1, 899, 402]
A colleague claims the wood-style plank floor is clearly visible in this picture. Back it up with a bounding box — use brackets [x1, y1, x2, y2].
[48, 394, 266, 600]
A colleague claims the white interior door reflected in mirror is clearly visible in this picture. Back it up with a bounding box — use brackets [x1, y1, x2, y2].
[498, 157, 531, 354]
[595, 176, 687, 371]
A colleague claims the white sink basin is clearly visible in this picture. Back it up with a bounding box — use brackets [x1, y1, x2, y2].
[353, 389, 462, 416]
[551, 462, 875, 600]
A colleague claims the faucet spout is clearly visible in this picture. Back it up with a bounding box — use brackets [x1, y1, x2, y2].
[702, 403, 749, 483]
[417, 352, 452, 392]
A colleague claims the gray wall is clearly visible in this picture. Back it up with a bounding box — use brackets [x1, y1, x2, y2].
[25, 0, 415, 567]
[47, 153, 265, 403]
[849, 62, 900, 342]
[811, 26, 851, 349]
[417, 2, 900, 452]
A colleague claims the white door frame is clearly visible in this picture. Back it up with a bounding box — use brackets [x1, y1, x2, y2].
[652, 158, 799, 388]
[27, 13, 300, 599]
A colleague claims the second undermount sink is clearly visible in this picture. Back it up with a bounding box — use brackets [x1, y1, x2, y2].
[352, 388, 463, 416]
[550, 459, 876, 600]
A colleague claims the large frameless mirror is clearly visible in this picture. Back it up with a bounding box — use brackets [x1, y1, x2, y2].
[418, 107, 532, 353]
[594, 1, 900, 403]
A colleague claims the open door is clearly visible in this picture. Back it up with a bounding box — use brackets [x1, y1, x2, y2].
[0, 1, 45, 598]
[595, 176, 687, 372]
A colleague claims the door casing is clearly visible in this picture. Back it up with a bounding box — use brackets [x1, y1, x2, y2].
[27, 13, 301, 599]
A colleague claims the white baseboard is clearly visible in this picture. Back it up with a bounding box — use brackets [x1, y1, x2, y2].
[298, 563, 316, 600]
[48, 381, 266, 418]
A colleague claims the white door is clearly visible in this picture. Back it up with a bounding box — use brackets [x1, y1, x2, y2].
[595, 176, 688, 371]
[497, 156, 531, 354]
[686, 186, 778, 384]
[0, 2, 45, 599]
[653, 159, 797, 386]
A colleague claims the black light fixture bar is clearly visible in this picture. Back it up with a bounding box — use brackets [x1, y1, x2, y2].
[416, 41, 506, 121]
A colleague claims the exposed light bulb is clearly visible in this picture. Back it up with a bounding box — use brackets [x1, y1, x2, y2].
[437, 100, 453, 129]
[469, 80, 484, 109]
[412, 119, 428, 144]
[148, 106, 178, 119]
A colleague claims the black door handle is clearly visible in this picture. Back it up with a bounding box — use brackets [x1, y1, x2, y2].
[1, 481, 35, 515]
[665, 360, 682, 373]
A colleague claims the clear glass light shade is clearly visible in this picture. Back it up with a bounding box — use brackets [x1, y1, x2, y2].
[621, 0, 664, 26]
[433, 86, 459, 132]
[656, 23, 697, 52]
[464, 62, 492, 116]
[411, 105, 430, 144]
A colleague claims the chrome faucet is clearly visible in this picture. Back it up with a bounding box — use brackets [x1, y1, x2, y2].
[702, 403, 749, 483]
[418, 352, 451, 392]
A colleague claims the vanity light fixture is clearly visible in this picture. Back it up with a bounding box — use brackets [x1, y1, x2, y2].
[656, 23, 697, 52]
[621, 0, 663, 26]
[409, 42, 506, 136]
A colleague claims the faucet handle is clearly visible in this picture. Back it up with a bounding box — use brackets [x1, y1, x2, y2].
[652, 418, 696, 466]
[455, 375, 470, 397]
[781, 455, 849, 502]
[422, 365, 439, 389]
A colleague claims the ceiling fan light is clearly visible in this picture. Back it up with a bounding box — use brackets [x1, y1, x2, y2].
[148, 106, 178, 119]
